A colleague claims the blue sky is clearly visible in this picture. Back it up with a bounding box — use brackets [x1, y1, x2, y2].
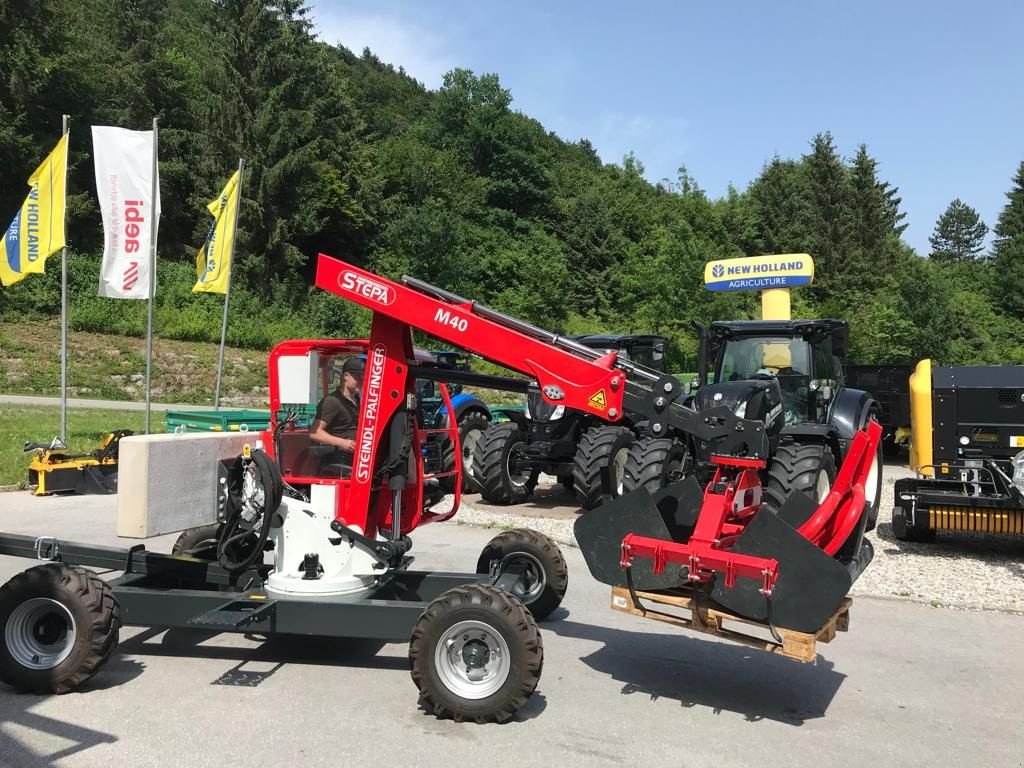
[313, 0, 1023, 255]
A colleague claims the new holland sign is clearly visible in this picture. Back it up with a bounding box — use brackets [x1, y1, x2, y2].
[704, 254, 814, 292]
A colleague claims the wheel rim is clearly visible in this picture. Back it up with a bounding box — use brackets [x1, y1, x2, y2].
[866, 447, 881, 507]
[506, 442, 530, 488]
[612, 447, 630, 496]
[5, 598, 77, 670]
[499, 551, 546, 604]
[816, 470, 832, 503]
[434, 619, 511, 700]
[462, 428, 483, 477]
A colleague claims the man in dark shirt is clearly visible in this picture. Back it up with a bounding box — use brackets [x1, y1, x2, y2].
[310, 356, 364, 457]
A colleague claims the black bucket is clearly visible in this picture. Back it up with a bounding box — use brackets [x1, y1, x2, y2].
[574, 480, 873, 633]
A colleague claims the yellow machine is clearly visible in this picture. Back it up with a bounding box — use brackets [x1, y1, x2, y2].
[25, 430, 132, 496]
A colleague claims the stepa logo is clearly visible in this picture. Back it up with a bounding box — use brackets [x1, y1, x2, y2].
[339, 270, 395, 306]
[712, 263, 724, 278]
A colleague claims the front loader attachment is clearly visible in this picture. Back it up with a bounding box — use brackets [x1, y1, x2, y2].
[575, 421, 882, 633]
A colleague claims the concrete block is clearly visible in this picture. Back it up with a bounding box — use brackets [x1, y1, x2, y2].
[117, 432, 256, 538]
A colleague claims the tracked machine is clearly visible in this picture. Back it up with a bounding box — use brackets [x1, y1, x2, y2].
[0, 254, 879, 721]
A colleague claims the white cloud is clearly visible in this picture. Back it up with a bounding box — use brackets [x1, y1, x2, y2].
[311, 8, 455, 88]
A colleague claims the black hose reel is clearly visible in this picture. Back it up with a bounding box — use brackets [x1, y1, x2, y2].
[216, 449, 283, 572]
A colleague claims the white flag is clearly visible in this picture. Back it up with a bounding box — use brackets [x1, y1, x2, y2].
[92, 126, 161, 299]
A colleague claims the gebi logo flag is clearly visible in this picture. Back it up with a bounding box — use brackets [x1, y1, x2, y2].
[1, 134, 69, 287]
[193, 170, 240, 294]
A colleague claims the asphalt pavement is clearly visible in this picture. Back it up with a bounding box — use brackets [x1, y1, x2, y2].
[0, 492, 1022, 768]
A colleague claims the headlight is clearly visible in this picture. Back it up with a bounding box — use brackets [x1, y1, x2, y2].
[959, 435, 970, 446]
[734, 401, 747, 419]
[550, 405, 565, 421]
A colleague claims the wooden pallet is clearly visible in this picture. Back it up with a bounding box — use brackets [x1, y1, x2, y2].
[609, 585, 852, 663]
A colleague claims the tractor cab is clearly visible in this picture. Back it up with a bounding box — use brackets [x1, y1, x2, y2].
[697, 320, 848, 431]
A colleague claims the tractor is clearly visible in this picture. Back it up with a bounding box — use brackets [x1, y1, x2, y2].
[624, 319, 883, 559]
[472, 334, 669, 509]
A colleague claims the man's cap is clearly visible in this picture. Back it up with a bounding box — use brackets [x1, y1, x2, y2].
[341, 356, 366, 377]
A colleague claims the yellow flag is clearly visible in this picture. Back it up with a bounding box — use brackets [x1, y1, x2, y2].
[193, 170, 241, 294]
[1, 134, 69, 287]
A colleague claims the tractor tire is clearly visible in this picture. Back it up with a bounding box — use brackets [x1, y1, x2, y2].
[0, 564, 120, 694]
[763, 442, 837, 516]
[440, 411, 491, 494]
[410, 584, 543, 724]
[474, 422, 536, 505]
[171, 524, 221, 558]
[476, 529, 568, 621]
[571, 426, 635, 510]
[622, 438, 691, 496]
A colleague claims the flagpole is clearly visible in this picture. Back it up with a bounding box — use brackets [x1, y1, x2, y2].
[59, 114, 70, 442]
[214, 157, 244, 409]
[144, 118, 159, 433]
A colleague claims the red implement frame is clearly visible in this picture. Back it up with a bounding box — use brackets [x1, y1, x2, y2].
[620, 420, 883, 594]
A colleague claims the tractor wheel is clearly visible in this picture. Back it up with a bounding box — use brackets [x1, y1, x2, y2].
[440, 411, 491, 494]
[763, 442, 837, 516]
[0, 564, 120, 694]
[476, 529, 568, 621]
[571, 426, 635, 510]
[171, 524, 221, 558]
[410, 584, 543, 724]
[863, 433, 884, 531]
[622, 438, 691, 495]
[474, 422, 537, 505]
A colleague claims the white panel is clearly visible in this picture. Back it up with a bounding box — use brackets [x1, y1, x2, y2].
[278, 352, 319, 405]
[116, 432, 254, 538]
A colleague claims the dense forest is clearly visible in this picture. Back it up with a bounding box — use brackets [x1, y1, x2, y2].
[2, 0, 1024, 368]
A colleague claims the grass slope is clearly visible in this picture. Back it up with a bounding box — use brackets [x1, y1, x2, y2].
[0, 320, 268, 405]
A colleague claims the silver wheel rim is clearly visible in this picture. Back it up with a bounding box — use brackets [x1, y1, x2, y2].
[462, 428, 483, 477]
[816, 470, 832, 503]
[866, 449, 880, 507]
[434, 619, 511, 700]
[5, 598, 77, 670]
[499, 551, 546, 604]
[612, 447, 630, 496]
[506, 441, 529, 488]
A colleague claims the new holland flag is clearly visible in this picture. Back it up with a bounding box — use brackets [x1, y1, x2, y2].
[193, 170, 241, 294]
[1, 134, 69, 287]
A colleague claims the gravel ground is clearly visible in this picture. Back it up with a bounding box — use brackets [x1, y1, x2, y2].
[447, 462, 1024, 614]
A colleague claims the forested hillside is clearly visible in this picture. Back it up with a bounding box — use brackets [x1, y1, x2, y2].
[2, 0, 1023, 368]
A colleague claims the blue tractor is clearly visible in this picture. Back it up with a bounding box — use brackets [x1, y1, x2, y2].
[414, 350, 493, 492]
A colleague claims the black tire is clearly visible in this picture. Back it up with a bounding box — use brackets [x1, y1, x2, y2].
[622, 437, 691, 495]
[171, 524, 221, 558]
[410, 584, 543, 724]
[571, 426, 635, 510]
[763, 442, 837, 515]
[476, 529, 568, 621]
[891, 505, 936, 543]
[0, 564, 120, 694]
[440, 411, 491, 494]
[474, 422, 536, 505]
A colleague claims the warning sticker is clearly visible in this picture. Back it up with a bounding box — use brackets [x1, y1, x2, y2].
[1011, 436, 1024, 448]
[588, 389, 607, 410]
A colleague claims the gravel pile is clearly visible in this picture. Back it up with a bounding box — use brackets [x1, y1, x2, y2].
[449, 464, 1024, 614]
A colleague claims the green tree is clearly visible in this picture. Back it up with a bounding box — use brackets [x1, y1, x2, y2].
[928, 199, 988, 262]
[991, 162, 1024, 315]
